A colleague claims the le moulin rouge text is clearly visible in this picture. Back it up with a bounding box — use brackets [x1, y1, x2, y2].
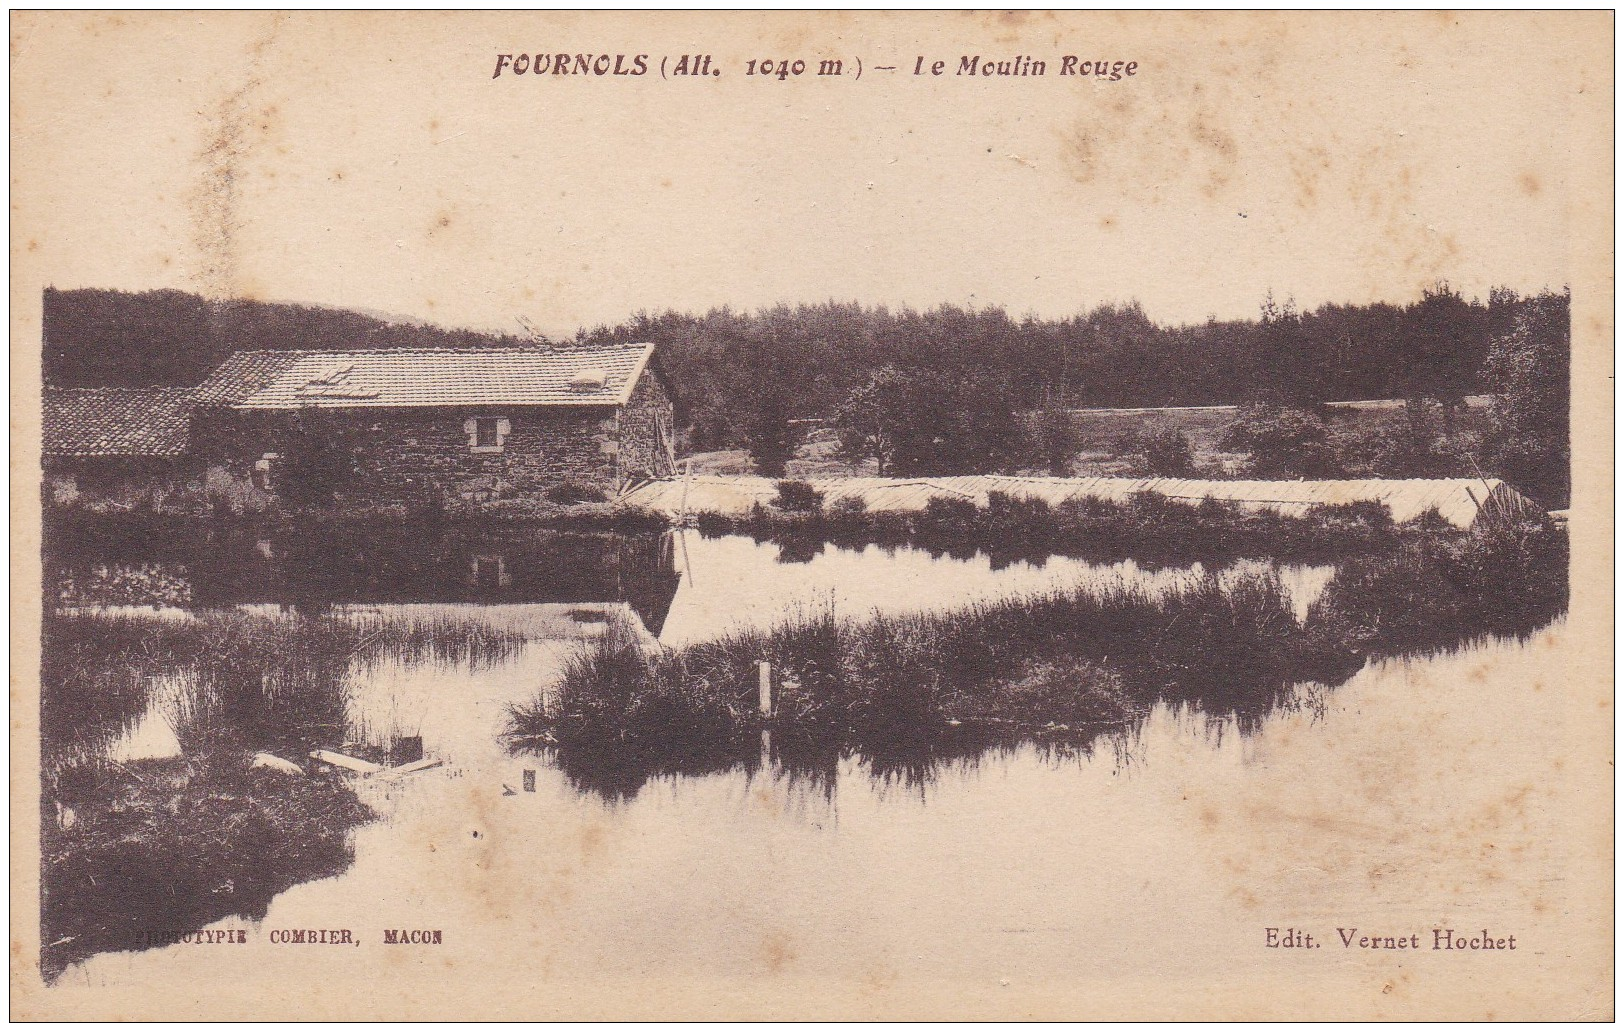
[491, 53, 1139, 80]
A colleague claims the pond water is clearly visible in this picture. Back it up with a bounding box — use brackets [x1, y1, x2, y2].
[56, 530, 1335, 773]
[658, 532, 1335, 642]
[43, 529, 1578, 1010]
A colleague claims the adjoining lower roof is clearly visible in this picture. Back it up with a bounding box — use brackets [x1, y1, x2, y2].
[217, 344, 656, 410]
[44, 388, 196, 457]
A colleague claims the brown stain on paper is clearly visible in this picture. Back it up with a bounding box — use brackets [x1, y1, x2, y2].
[188, 17, 285, 300]
[1051, 26, 1474, 291]
[760, 930, 798, 973]
[1058, 83, 1241, 205]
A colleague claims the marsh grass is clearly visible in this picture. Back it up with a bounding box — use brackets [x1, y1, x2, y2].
[349, 612, 532, 671]
[40, 605, 538, 982]
[511, 521, 1568, 798]
[44, 608, 533, 783]
[1307, 520, 1568, 656]
[40, 756, 373, 982]
[507, 569, 1354, 798]
[41, 612, 202, 777]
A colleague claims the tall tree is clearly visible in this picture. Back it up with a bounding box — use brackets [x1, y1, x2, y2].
[1403, 281, 1486, 405]
[738, 323, 798, 478]
[1482, 290, 1570, 505]
[832, 367, 908, 476]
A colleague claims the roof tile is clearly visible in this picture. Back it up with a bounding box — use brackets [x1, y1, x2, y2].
[222, 344, 654, 410]
[194, 351, 308, 405]
[44, 388, 195, 457]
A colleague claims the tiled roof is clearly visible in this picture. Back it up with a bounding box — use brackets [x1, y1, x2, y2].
[223, 344, 656, 410]
[194, 350, 308, 405]
[44, 388, 195, 457]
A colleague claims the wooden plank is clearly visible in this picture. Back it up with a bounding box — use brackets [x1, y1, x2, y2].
[308, 750, 385, 775]
[371, 758, 444, 782]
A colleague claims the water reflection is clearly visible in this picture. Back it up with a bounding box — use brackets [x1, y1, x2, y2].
[37, 605, 538, 981]
[660, 530, 1333, 645]
[518, 657, 1328, 805]
[39, 520, 1566, 987]
[509, 724, 1149, 815]
[41, 527, 1342, 807]
[54, 624, 1578, 1002]
[47, 519, 682, 629]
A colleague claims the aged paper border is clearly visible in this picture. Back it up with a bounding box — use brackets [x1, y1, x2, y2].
[8, 11, 1614, 1020]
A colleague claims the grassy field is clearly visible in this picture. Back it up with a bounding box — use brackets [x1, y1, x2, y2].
[689, 398, 1495, 479]
[686, 433, 878, 479]
[1066, 405, 1247, 475]
[1068, 397, 1495, 476]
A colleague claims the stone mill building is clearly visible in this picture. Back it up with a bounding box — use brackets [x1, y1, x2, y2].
[45, 343, 678, 509]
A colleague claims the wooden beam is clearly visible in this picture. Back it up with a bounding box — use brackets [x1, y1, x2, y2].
[308, 749, 385, 775]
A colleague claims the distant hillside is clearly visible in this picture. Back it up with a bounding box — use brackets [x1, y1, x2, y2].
[42, 288, 529, 388]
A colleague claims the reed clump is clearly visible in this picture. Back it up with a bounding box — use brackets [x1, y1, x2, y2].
[509, 569, 1346, 764]
[43, 608, 534, 776]
[511, 520, 1568, 795]
[39, 606, 538, 981]
[1307, 519, 1568, 656]
[40, 756, 372, 983]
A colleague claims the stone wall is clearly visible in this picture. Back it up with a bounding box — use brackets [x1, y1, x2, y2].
[618, 371, 675, 481]
[44, 455, 273, 516]
[191, 363, 677, 506]
[223, 405, 622, 504]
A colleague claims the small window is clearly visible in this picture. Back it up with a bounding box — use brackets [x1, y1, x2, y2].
[464, 417, 510, 453]
[253, 453, 279, 490]
[471, 555, 508, 588]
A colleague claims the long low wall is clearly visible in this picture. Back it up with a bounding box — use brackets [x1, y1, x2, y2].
[619, 474, 1540, 531]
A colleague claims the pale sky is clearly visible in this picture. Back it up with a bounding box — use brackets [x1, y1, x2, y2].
[11, 11, 1602, 337]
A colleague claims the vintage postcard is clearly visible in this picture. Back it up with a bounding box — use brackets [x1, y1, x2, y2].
[10, 11, 1613, 1020]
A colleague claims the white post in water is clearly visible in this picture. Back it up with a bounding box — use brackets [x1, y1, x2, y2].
[757, 661, 774, 777]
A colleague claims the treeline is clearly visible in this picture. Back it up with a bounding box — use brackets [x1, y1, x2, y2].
[1204, 290, 1569, 505]
[577, 287, 1566, 504]
[49, 282, 1542, 410]
[575, 284, 1545, 446]
[41, 284, 1570, 502]
[41, 287, 529, 388]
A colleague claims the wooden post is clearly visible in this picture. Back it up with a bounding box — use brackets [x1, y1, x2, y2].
[678, 456, 692, 524]
[758, 660, 773, 717]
